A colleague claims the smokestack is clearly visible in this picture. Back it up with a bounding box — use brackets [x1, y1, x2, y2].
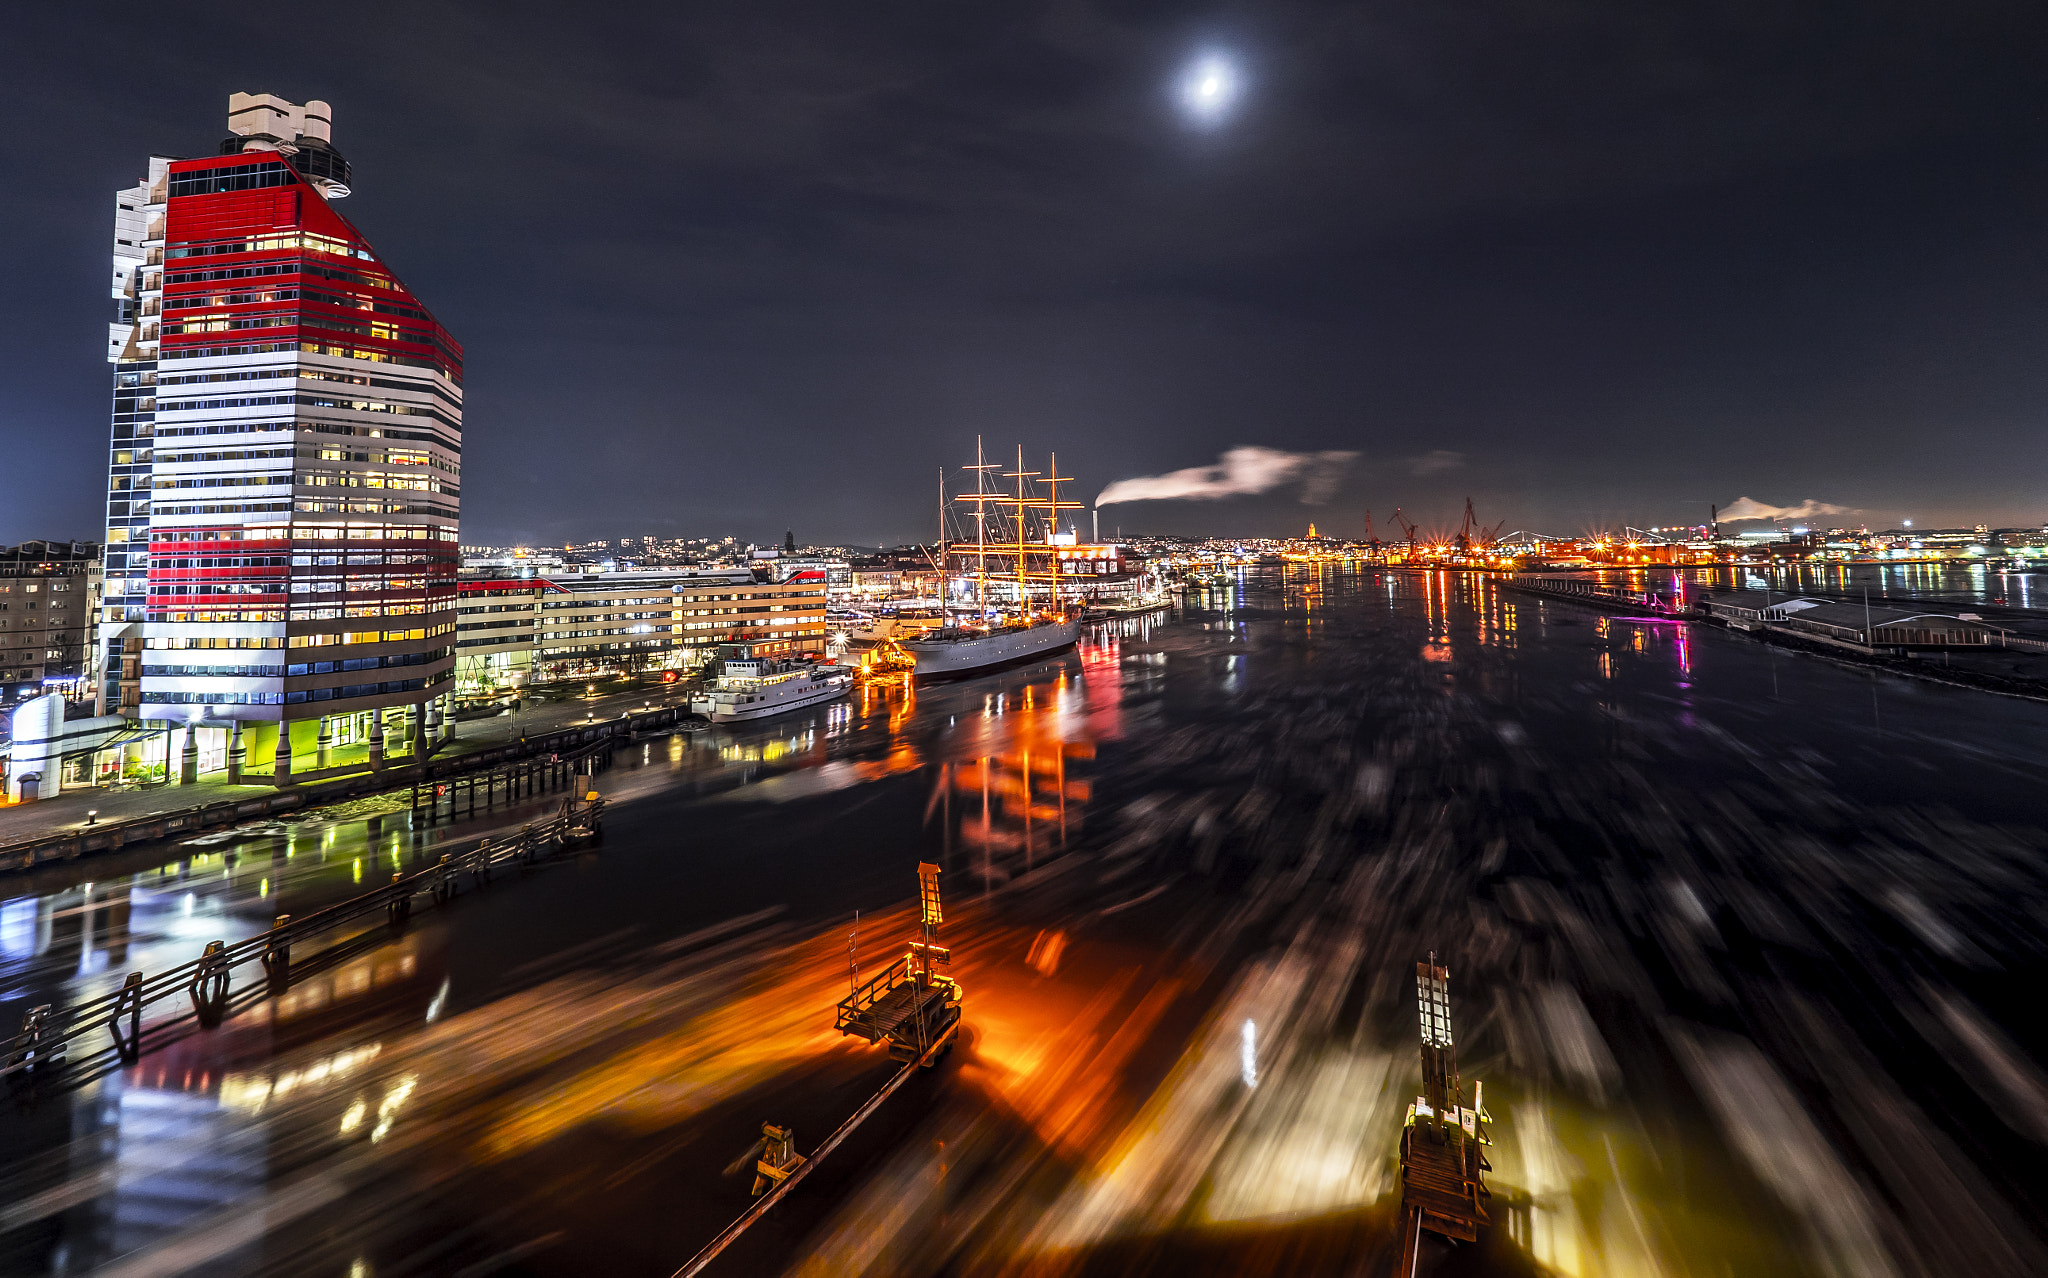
[1092, 508, 1099, 543]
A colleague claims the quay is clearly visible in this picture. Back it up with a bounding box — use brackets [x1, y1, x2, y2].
[1501, 573, 2048, 700]
[0, 683, 689, 873]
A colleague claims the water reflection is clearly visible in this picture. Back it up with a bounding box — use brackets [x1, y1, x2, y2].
[4, 569, 2047, 1276]
[931, 680, 1094, 890]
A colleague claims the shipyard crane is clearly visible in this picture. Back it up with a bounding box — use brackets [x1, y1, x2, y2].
[1391, 508, 1419, 553]
[1455, 499, 1479, 553]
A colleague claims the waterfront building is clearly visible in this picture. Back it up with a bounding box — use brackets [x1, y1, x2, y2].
[1, 542, 102, 705]
[849, 547, 945, 600]
[534, 571, 829, 682]
[99, 93, 460, 781]
[455, 578, 562, 695]
[747, 547, 852, 599]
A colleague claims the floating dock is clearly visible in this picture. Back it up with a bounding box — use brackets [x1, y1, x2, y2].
[835, 861, 961, 1064]
[1397, 956, 1492, 1274]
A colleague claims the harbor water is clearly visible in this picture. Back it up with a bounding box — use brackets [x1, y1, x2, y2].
[3, 565, 2045, 1277]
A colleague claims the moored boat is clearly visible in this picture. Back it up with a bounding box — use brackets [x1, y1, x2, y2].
[902, 614, 1082, 680]
[689, 641, 852, 722]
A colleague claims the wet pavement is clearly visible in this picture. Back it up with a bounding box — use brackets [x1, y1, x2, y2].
[2, 565, 2046, 1277]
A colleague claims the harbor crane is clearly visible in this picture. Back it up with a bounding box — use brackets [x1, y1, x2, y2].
[1452, 498, 1507, 554]
[1391, 507, 1419, 553]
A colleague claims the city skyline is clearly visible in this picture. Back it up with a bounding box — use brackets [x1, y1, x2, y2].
[5, 4, 2048, 546]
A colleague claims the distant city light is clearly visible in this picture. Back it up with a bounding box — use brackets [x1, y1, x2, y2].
[1178, 53, 1243, 126]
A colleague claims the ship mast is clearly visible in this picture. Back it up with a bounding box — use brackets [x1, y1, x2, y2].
[1007, 445, 1041, 615]
[1041, 452, 1082, 612]
[956, 437, 1002, 623]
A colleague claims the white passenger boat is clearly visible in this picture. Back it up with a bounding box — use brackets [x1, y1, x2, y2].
[689, 642, 852, 722]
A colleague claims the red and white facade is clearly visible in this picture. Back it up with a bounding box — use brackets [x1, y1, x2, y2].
[100, 94, 461, 776]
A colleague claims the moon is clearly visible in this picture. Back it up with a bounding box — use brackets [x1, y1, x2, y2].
[1177, 53, 1242, 126]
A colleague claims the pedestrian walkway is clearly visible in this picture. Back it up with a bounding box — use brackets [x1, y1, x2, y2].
[0, 681, 694, 848]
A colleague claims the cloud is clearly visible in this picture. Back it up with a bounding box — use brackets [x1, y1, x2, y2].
[1095, 447, 1357, 507]
[1408, 449, 1464, 477]
[1718, 496, 1854, 523]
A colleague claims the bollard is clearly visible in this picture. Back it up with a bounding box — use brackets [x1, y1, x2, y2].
[190, 941, 230, 1029]
[11, 1004, 64, 1073]
[433, 853, 456, 903]
[109, 971, 144, 1062]
[262, 914, 292, 987]
[388, 872, 412, 928]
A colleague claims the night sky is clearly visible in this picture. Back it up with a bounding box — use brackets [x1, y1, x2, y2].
[5, 2, 2046, 546]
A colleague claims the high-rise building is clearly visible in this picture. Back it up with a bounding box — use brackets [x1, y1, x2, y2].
[100, 93, 461, 780]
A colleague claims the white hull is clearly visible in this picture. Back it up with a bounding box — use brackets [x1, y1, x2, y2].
[693, 674, 851, 722]
[904, 618, 1081, 679]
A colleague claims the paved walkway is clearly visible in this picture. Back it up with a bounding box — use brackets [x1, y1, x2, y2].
[0, 680, 696, 847]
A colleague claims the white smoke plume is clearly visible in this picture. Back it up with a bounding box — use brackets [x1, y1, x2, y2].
[1095, 446, 1357, 507]
[1719, 496, 1854, 523]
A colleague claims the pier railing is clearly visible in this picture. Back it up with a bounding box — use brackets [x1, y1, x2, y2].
[2, 744, 615, 1085]
[834, 954, 913, 1040]
[1502, 575, 1681, 612]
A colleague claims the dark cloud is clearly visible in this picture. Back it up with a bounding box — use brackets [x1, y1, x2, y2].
[1408, 450, 1464, 478]
[4, 1, 2047, 545]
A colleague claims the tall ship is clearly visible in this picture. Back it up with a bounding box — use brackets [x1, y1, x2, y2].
[901, 442, 1085, 682]
[689, 641, 852, 722]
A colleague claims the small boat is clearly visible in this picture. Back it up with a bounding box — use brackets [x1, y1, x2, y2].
[689, 642, 853, 722]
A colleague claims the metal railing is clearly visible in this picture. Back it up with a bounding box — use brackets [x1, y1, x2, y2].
[3, 781, 610, 1085]
[1503, 575, 1680, 611]
[833, 954, 913, 1038]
